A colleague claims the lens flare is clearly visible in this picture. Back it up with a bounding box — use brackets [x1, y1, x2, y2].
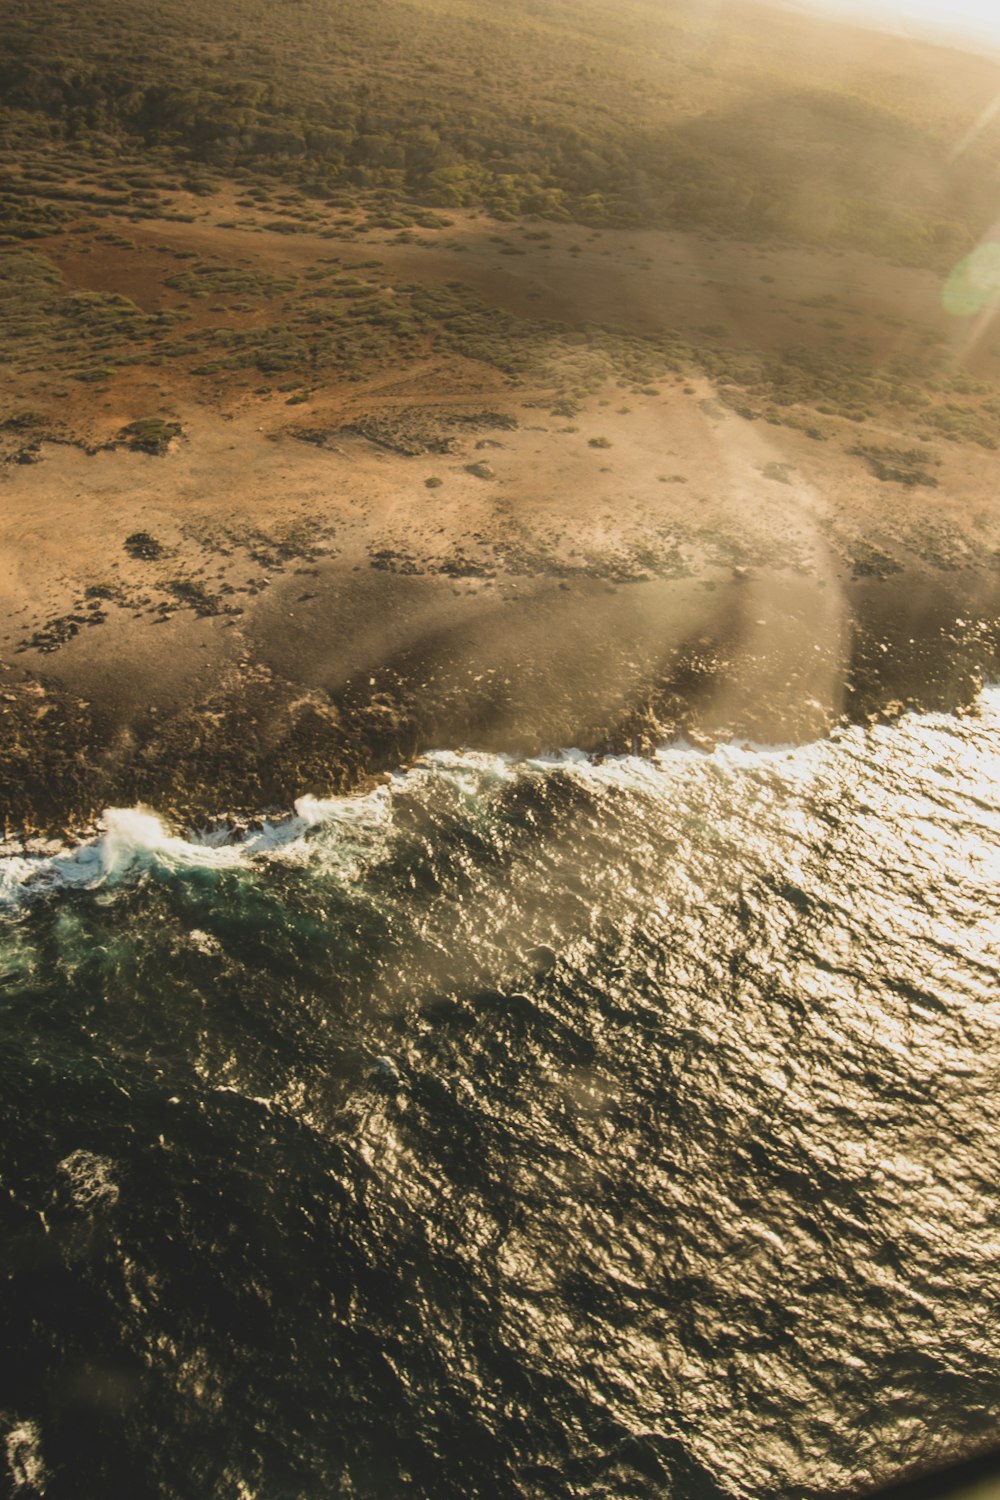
[942, 240, 1000, 318]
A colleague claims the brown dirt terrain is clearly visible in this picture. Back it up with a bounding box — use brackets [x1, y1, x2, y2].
[2, 194, 999, 837]
[21, 202, 1000, 414]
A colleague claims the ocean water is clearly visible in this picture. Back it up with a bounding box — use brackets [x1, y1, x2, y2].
[1, 694, 999, 1500]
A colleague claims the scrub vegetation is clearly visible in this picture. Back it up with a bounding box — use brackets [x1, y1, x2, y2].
[2, 0, 998, 257]
[2, 0, 1000, 450]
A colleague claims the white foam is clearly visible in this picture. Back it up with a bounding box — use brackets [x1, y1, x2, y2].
[0, 782, 401, 905]
[0, 807, 245, 902]
[292, 784, 392, 835]
[1, 691, 996, 907]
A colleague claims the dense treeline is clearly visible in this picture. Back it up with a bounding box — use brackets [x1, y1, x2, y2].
[1, 0, 998, 261]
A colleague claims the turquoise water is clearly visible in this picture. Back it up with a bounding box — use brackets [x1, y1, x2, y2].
[1, 697, 999, 1498]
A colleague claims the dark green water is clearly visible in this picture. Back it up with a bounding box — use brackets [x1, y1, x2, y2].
[1, 696, 999, 1499]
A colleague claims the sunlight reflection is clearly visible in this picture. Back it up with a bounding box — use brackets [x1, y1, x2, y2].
[942, 238, 1000, 318]
[949, 90, 1000, 162]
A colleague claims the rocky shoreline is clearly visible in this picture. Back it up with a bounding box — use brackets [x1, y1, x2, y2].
[3, 394, 999, 843]
[2, 556, 997, 844]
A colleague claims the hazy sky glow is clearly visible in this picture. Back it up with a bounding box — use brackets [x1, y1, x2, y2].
[799, 0, 1000, 49]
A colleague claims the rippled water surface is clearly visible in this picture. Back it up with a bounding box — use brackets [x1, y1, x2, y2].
[2, 695, 999, 1499]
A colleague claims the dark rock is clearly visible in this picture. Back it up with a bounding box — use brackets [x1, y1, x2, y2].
[124, 532, 164, 561]
[526, 944, 558, 973]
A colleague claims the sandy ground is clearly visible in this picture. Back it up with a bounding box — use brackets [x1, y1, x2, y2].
[3, 205, 1000, 835]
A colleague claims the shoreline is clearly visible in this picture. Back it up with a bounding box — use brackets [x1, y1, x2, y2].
[4, 676, 1000, 875]
[5, 402, 1000, 846]
[2, 532, 997, 840]
[3, 340, 999, 843]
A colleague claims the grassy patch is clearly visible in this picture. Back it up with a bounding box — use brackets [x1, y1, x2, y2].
[850, 443, 941, 486]
[120, 418, 182, 454]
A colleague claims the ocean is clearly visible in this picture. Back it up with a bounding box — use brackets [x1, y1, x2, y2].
[1, 693, 999, 1499]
